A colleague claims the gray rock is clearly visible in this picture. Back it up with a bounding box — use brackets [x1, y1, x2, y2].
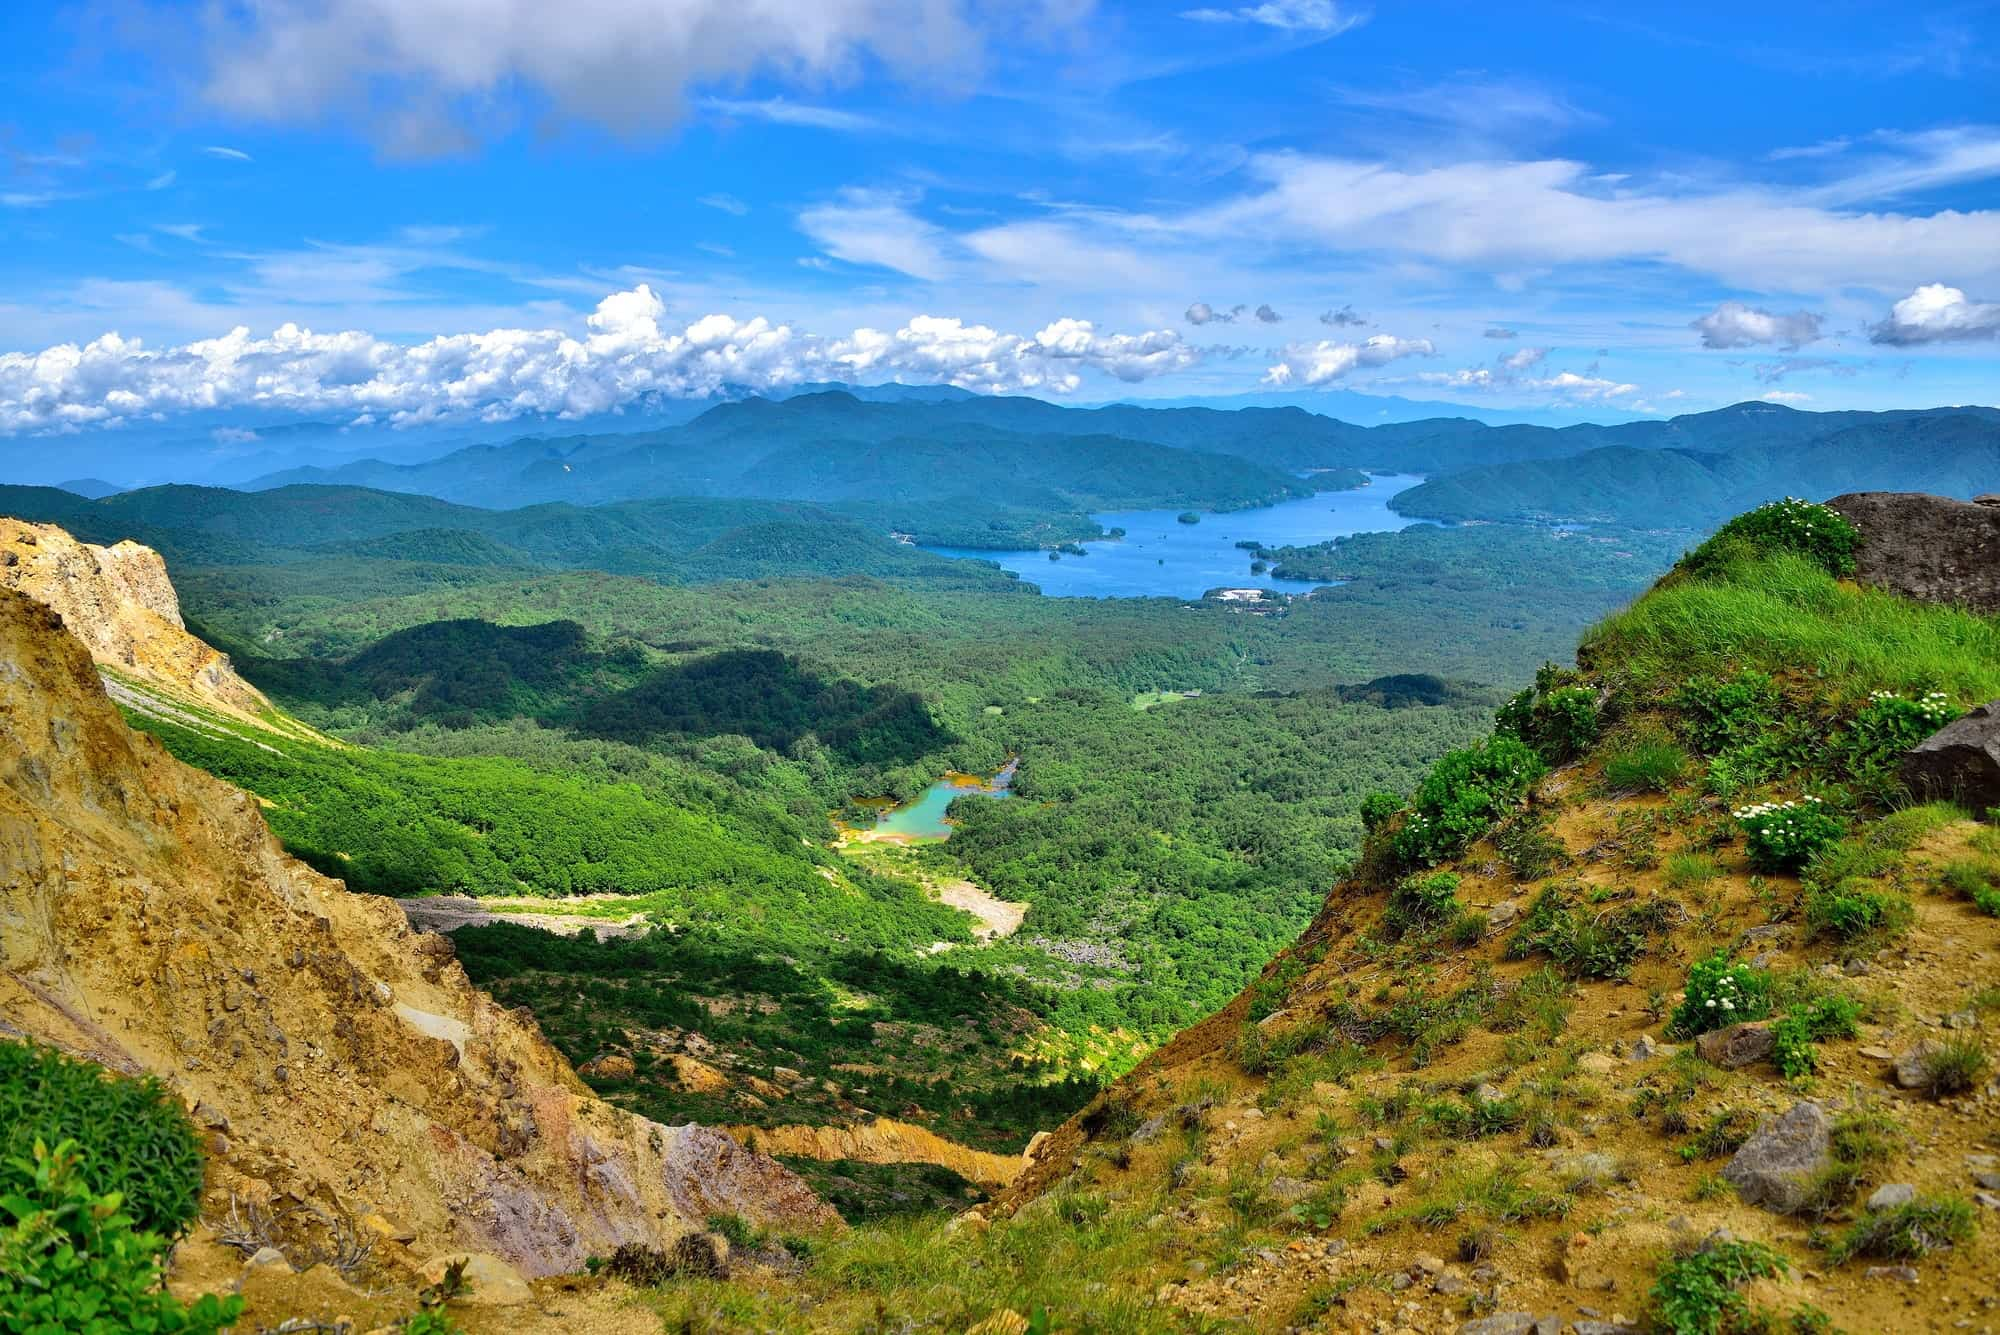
[1435, 1273, 1469, 1295]
[1472, 1082, 1507, 1105]
[1724, 1101, 1832, 1213]
[1943, 1008, 1979, 1030]
[1826, 491, 2000, 615]
[1696, 1021, 1775, 1069]
[1865, 1265, 1920, 1284]
[1895, 1042, 1939, 1089]
[1902, 701, 2000, 814]
[1627, 1035, 1659, 1062]
[1572, 1324, 1641, 1335]
[1487, 900, 1522, 930]
[1458, 1316, 1539, 1335]
[1266, 1176, 1313, 1205]
[1975, 1191, 2000, 1210]
[1867, 1183, 1916, 1211]
[1974, 1171, 2000, 1191]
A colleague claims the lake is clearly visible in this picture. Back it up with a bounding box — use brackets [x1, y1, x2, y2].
[863, 761, 1018, 841]
[925, 473, 1425, 598]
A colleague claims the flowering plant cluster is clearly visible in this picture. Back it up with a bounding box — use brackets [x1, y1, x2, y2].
[1685, 497, 1861, 578]
[1668, 951, 1773, 1038]
[1845, 689, 1963, 767]
[1734, 795, 1845, 872]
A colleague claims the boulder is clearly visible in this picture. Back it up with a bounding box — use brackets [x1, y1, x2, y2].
[576, 1052, 635, 1081]
[1901, 701, 2000, 814]
[420, 1252, 534, 1306]
[1723, 1101, 1831, 1214]
[1867, 1183, 1916, 1211]
[1825, 491, 2000, 613]
[1696, 1022, 1775, 1070]
[1894, 1042, 1939, 1089]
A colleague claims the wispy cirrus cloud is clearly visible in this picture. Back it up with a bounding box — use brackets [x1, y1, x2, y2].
[1180, 1, 1365, 35]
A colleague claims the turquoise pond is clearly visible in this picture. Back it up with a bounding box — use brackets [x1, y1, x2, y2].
[868, 762, 1018, 839]
[923, 473, 1425, 599]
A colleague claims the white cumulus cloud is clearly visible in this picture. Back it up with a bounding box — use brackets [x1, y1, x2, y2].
[1263, 334, 1434, 387]
[195, 0, 1083, 148]
[1869, 283, 2000, 345]
[1691, 301, 1824, 350]
[0, 286, 1198, 434]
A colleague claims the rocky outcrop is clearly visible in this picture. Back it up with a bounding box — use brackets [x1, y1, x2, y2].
[0, 584, 837, 1278]
[724, 1116, 1027, 1189]
[1824, 491, 2000, 613]
[0, 519, 283, 731]
[1903, 701, 2000, 814]
[1723, 1101, 1831, 1214]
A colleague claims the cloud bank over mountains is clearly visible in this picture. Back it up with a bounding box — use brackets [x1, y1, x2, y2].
[2, 286, 1217, 433]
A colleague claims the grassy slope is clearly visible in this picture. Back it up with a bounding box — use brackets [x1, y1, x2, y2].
[625, 543, 2000, 1333]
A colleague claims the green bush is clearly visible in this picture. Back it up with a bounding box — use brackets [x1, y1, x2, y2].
[0, 1043, 204, 1240]
[1684, 498, 1861, 579]
[1506, 888, 1659, 980]
[1844, 690, 1961, 771]
[1359, 791, 1404, 833]
[1734, 798, 1845, 872]
[1389, 737, 1547, 867]
[0, 1140, 242, 1335]
[1385, 872, 1462, 937]
[1648, 1237, 1788, 1335]
[1673, 671, 1778, 756]
[1496, 668, 1599, 763]
[1493, 808, 1569, 880]
[1941, 857, 2000, 916]
[1668, 953, 1773, 1038]
[1914, 1036, 1989, 1100]
[1771, 994, 1862, 1079]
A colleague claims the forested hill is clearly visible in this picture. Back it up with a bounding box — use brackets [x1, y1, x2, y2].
[1394, 408, 2000, 527]
[0, 483, 1021, 588]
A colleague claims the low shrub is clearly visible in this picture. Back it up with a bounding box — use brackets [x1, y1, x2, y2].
[1845, 690, 1961, 768]
[1771, 994, 1862, 1079]
[1824, 1195, 1976, 1264]
[1493, 807, 1570, 880]
[0, 1140, 243, 1335]
[1496, 666, 1600, 763]
[1682, 497, 1861, 580]
[1603, 736, 1690, 794]
[1647, 1236, 1788, 1335]
[1389, 737, 1546, 867]
[1734, 797, 1845, 873]
[1359, 791, 1404, 833]
[0, 1041, 205, 1240]
[1507, 888, 1660, 981]
[1668, 953, 1773, 1038]
[1385, 871, 1462, 937]
[1673, 671, 1778, 756]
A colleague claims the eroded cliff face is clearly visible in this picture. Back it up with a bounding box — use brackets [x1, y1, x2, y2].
[0, 518, 276, 729]
[0, 582, 838, 1278]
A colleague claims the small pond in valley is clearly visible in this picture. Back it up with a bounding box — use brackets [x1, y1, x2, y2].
[857, 760, 1018, 841]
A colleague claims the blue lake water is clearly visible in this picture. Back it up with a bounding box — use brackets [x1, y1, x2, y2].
[925, 473, 1425, 599]
[869, 761, 1018, 840]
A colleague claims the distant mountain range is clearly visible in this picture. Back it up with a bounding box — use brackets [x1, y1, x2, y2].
[1391, 403, 2000, 528]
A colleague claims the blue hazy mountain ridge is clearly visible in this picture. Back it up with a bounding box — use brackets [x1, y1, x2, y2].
[1394, 406, 2000, 527]
[239, 394, 2000, 529]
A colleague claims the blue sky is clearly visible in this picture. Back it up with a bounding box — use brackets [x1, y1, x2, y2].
[3, 0, 1999, 437]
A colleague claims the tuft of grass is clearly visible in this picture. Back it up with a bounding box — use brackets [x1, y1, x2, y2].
[1940, 856, 2000, 916]
[1603, 736, 1691, 794]
[1916, 1035, 1990, 1100]
[1824, 1196, 1976, 1264]
[1663, 853, 1721, 892]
